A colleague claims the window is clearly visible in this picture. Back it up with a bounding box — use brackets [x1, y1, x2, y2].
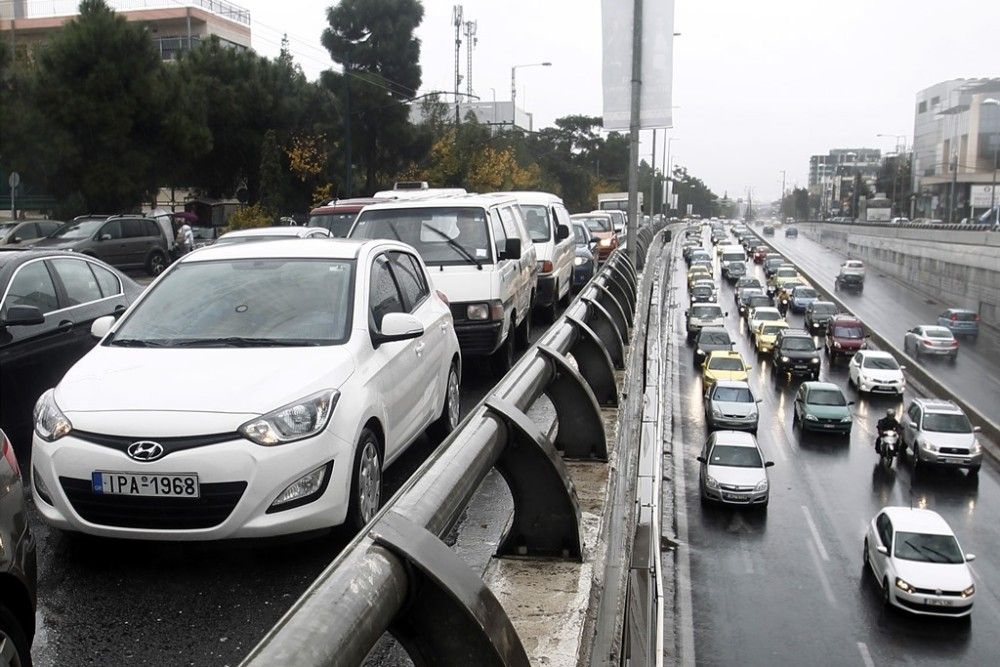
[389, 252, 429, 310]
[120, 219, 145, 238]
[713, 386, 752, 402]
[708, 444, 762, 468]
[489, 209, 507, 259]
[91, 263, 122, 298]
[50, 259, 104, 306]
[370, 255, 405, 329]
[99, 221, 123, 240]
[353, 207, 492, 266]
[2, 261, 59, 317]
[894, 532, 963, 564]
[907, 404, 921, 423]
[807, 389, 846, 406]
[876, 514, 892, 547]
[931, 96, 940, 106]
[309, 212, 358, 237]
[144, 220, 162, 238]
[521, 205, 551, 242]
[921, 412, 972, 434]
[918, 101, 927, 114]
[862, 356, 900, 370]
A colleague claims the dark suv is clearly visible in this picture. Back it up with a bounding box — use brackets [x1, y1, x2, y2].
[33, 215, 170, 276]
[772, 329, 821, 380]
[804, 300, 837, 333]
[825, 314, 867, 361]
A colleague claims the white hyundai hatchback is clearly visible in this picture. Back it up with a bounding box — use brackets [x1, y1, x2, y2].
[31, 239, 462, 540]
[864, 507, 976, 618]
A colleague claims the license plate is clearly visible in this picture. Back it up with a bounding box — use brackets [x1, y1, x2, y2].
[722, 493, 748, 501]
[939, 457, 963, 464]
[925, 598, 952, 606]
[92, 471, 200, 498]
[823, 423, 836, 429]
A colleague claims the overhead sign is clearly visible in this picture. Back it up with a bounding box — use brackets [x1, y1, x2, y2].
[601, 0, 675, 130]
[971, 184, 998, 208]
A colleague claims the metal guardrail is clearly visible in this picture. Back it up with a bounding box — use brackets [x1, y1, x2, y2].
[791, 219, 996, 233]
[241, 224, 666, 667]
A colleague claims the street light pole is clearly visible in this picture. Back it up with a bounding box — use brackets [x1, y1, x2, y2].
[779, 170, 786, 218]
[511, 62, 551, 127]
[984, 99, 1000, 226]
[649, 129, 657, 219]
[626, 0, 643, 267]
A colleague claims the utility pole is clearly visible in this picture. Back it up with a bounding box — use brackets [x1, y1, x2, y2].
[780, 170, 786, 218]
[948, 152, 958, 223]
[453, 5, 463, 126]
[649, 128, 657, 219]
[626, 0, 643, 267]
[463, 19, 477, 99]
[344, 58, 352, 197]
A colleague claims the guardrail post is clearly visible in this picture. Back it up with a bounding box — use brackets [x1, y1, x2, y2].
[371, 511, 531, 666]
[577, 300, 626, 369]
[607, 256, 638, 296]
[485, 397, 583, 560]
[600, 267, 637, 319]
[595, 275, 635, 330]
[537, 345, 609, 461]
[565, 315, 619, 406]
[616, 251, 639, 285]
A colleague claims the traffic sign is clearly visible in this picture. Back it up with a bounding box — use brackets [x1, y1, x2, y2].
[8, 171, 20, 189]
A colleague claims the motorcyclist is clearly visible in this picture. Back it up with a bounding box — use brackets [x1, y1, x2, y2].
[875, 409, 901, 452]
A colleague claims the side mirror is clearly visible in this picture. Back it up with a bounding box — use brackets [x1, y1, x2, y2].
[764, 461, 775, 468]
[724, 312, 729, 317]
[99, 233, 113, 241]
[876, 545, 888, 556]
[685, 310, 689, 317]
[848, 401, 856, 406]
[589, 238, 599, 248]
[973, 426, 982, 433]
[696, 456, 706, 463]
[556, 224, 570, 240]
[756, 399, 763, 404]
[91, 315, 115, 339]
[9, 236, 20, 244]
[899, 365, 906, 371]
[373, 312, 424, 347]
[966, 553, 976, 562]
[1, 304, 45, 327]
[503, 237, 522, 261]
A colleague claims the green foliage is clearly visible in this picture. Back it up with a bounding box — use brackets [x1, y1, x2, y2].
[259, 130, 282, 217]
[227, 203, 272, 231]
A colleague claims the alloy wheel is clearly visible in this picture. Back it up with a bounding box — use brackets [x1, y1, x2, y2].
[446, 368, 461, 430]
[357, 440, 382, 524]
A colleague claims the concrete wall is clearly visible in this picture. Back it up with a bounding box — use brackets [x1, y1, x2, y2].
[798, 223, 1000, 326]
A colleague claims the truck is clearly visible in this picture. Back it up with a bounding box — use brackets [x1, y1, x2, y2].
[598, 192, 642, 215]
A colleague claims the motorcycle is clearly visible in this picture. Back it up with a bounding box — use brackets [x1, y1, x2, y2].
[876, 429, 899, 467]
[777, 297, 789, 317]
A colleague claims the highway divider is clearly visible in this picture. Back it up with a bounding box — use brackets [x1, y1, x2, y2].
[241, 222, 667, 667]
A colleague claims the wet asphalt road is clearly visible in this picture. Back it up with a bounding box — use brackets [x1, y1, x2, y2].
[26, 309, 558, 667]
[762, 227, 1000, 420]
[669, 232, 1000, 666]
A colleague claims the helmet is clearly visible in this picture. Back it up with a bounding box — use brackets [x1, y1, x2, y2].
[886, 409, 895, 417]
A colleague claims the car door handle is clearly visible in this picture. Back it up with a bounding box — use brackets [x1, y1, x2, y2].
[57, 320, 75, 333]
[414, 342, 425, 356]
[439, 323, 448, 332]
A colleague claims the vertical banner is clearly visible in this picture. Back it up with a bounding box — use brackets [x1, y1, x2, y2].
[601, 0, 675, 130]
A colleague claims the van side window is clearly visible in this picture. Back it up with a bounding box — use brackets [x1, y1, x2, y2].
[489, 209, 507, 259]
[501, 205, 530, 244]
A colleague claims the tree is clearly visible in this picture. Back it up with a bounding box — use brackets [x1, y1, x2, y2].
[259, 130, 282, 218]
[28, 0, 180, 213]
[322, 0, 424, 193]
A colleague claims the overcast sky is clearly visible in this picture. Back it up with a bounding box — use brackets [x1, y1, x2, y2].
[238, 0, 999, 202]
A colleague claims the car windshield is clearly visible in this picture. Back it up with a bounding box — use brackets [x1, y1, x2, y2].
[894, 531, 964, 564]
[521, 205, 551, 242]
[863, 356, 900, 370]
[109, 259, 354, 347]
[309, 212, 356, 237]
[722, 253, 744, 262]
[924, 328, 953, 339]
[833, 326, 863, 339]
[700, 331, 732, 345]
[810, 303, 836, 315]
[749, 296, 772, 307]
[708, 444, 762, 468]
[691, 306, 722, 318]
[693, 286, 713, 295]
[216, 234, 300, 245]
[191, 226, 216, 240]
[714, 387, 752, 402]
[793, 288, 817, 299]
[808, 389, 846, 406]
[353, 207, 491, 266]
[576, 216, 611, 232]
[51, 219, 102, 239]
[0, 222, 17, 234]
[776, 269, 797, 277]
[756, 311, 780, 321]
[781, 337, 814, 351]
[922, 412, 972, 433]
[708, 356, 744, 371]
[761, 324, 785, 335]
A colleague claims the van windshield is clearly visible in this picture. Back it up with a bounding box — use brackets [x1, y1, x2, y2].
[352, 207, 492, 266]
[309, 212, 356, 237]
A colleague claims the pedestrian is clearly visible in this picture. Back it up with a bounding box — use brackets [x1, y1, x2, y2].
[176, 219, 194, 256]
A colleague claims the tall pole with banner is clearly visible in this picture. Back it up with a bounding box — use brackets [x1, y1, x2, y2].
[625, 0, 643, 267]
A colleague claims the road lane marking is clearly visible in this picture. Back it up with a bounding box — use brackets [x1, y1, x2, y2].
[805, 537, 837, 606]
[801, 504, 830, 561]
[856, 642, 875, 667]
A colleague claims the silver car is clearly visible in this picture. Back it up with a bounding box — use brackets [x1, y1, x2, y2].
[697, 430, 773, 508]
[704, 380, 760, 432]
[686, 302, 727, 341]
[903, 325, 958, 361]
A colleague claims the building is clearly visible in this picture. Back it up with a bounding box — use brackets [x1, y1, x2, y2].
[912, 78, 1000, 222]
[808, 148, 882, 218]
[409, 100, 536, 132]
[0, 0, 251, 61]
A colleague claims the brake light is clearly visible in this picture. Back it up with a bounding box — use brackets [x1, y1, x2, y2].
[921, 340, 932, 346]
[539, 260, 553, 273]
[435, 290, 450, 306]
[975, 315, 981, 321]
[1, 431, 19, 479]
[950, 314, 958, 321]
[951, 340, 959, 348]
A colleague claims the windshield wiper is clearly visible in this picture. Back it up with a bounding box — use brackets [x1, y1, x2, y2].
[171, 337, 319, 348]
[903, 539, 948, 563]
[422, 224, 483, 270]
[108, 338, 168, 348]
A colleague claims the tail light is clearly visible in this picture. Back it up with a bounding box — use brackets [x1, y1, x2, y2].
[921, 340, 932, 346]
[951, 340, 959, 348]
[950, 314, 958, 321]
[975, 315, 981, 321]
[1, 431, 20, 479]
[436, 290, 450, 306]
[539, 260, 553, 273]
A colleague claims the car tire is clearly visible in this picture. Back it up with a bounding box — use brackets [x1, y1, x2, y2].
[863, 539, 870, 572]
[491, 329, 516, 377]
[146, 249, 167, 276]
[515, 310, 532, 350]
[429, 364, 461, 441]
[347, 427, 383, 531]
[882, 578, 892, 609]
[792, 410, 800, 429]
[0, 603, 32, 667]
[969, 465, 981, 477]
[538, 294, 558, 324]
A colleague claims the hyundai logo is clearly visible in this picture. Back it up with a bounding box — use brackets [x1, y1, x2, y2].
[127, 440, 165, 462]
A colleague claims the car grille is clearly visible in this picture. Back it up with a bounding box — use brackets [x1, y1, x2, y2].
[911, 586, 965, 597]
[455, 326, 500, 355]
[818, 417, 842, 425]
[59, 477, 247, 530]
[72, 431, 239, 458]
[939, 447, 969, 455]
[719, 484, 754, 492]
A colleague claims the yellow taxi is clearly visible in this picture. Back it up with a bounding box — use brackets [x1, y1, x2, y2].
[688, 267, 712, 288]
[767, 266, 800, 293]
[701, 350, 750, 389]
[754, 320, 790, 354]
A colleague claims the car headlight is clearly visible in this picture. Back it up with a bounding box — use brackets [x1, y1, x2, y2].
[705, 475, 719, 489]
[895, 577, 914, 594]
[970, 441, 981, 455]
[922, 441, 938, 453]
[810, 357, 819, 364]
[754, 479, 768, 492]
[841, 416, 852, 423]
[805, 413, 818, 421]
[712, 408, 723, 417]
[574, 256, 587, 266]
[240, 390, 339, 446]
[467, 303, 490, 320]
[599, 238, 613, 247]
[34, 389, 72, 442]
[781, 356, 790, 363]
[834, 341, 842, 348]
[962, 584, 976, 598]
[697, 349, 705, 356]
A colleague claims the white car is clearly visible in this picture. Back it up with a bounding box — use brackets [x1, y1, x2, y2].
[864, 507, 976, 618]
[848, 350, 906, 396]
[31, 239, 462, 540]
[901, 398, 982, 475]
[746, 306, 783, 339]
[696, 430, 773, 508]
[215, 226, 332, 244]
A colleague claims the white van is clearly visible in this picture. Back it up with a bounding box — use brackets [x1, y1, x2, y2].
[491, 191, 574, 321]
[719, 244, 746, 272]
[349, 195, 538, 376]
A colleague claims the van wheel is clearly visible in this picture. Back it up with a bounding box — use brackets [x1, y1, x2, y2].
[0, 604, 32, 667]
[146, 250, 167, 276]
[491, 328, 515, 377]
[539, 297, 557, 324]
[347, 428, 382, 531]
[515, 310, 532, 350]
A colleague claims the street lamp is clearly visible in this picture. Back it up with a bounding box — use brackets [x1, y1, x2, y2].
[877, 134, 909, 216]
[511, 62, 551, 118]
[983, 98, 1000, 226]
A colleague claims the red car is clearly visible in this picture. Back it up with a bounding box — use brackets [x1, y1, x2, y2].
[308, 197, 383, 237]
[753, 246, 769, 263]
[824, 314, 867, 361]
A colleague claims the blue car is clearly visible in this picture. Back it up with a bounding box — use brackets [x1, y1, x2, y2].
[571, 222, 597, 292]
[789, 285, 819, 314]
[936, 308, 980, 339]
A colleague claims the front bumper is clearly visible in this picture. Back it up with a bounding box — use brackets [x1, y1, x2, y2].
[535, 274, 557, 307]
[776, 360, 820, 376]
[708, 414, 758, 431]
[858, 378, 905, 394]
[891, 588, 974, 617]
[702, 485, 768, 505]
[756, 339, 777, 353]
[802, 418, 852, 434]
[915, 447, 982, 469]
[455, 320, 505, 355]
[31, 429, 353, 540]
